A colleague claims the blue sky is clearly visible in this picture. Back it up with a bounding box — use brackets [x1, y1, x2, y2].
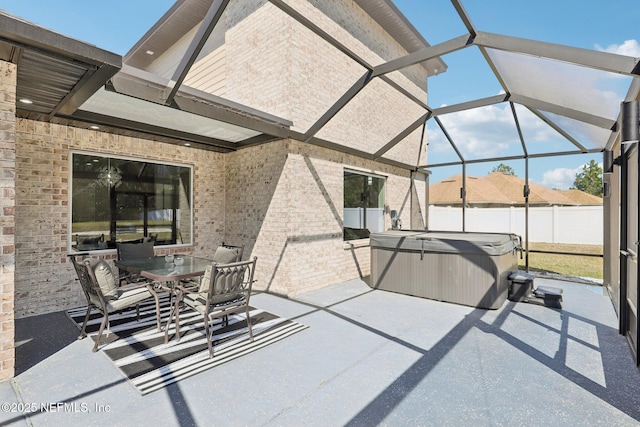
[2, 0, 639, 188]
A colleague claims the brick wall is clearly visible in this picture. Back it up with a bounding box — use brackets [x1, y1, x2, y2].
[0, 60, 16, 380]
[226, 138, 425, 297]
[14, 122, 226, 318]
[223, 0, 426, 167]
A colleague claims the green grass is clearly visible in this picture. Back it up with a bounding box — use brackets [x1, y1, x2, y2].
[518, 242, 603, 279]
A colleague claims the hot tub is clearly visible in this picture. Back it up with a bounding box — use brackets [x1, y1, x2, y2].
[370, 230, 520, 309]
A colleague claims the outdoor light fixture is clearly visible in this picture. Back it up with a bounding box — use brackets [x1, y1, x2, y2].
[89, 125, 100, 130]
[18, 98, 33, 104]
[621, 100, 639, 144]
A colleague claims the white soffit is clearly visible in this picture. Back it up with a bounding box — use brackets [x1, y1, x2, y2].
[78, 88, 261, 143]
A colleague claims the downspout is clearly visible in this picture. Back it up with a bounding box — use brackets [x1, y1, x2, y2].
[620, 144, 628, 336]
[461, 163, 467, 232]
[524, 157, 530, 271]
[410, 171, 414, 230]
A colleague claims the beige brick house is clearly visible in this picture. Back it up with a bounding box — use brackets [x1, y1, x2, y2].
[0, 0, 445, 379]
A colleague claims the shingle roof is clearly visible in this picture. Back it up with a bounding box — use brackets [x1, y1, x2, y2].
[557, 189, 603, 205]
[430, 172, 602, 206]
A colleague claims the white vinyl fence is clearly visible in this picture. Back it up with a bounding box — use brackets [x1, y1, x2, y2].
[428, 205, 603, 245]
[344, 208, 385, 233]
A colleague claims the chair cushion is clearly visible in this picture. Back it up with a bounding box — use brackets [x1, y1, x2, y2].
[106, 286, 152, 311]
[212, 246, 239, 264]
[198, 264, 213, 294]
[88, 259, 118, 300]
[183, 291, 244, 315]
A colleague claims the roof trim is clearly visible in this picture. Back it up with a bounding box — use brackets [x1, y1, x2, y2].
[0, 10, 120, 68]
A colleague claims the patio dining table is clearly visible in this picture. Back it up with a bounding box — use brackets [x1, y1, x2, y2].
[115, 255, 212, 342]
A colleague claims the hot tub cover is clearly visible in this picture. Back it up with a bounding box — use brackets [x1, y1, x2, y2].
[370, 230, 520, 256]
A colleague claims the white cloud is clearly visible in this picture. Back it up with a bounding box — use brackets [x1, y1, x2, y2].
[541, 162, 603, 190]
[426, 103, 564, 160]
[427, 104, 516, 158]
[541, 167, 580, 190]
[595, 39, 640, 57]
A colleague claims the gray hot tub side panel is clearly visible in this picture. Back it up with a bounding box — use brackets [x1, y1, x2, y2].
[370, 231, 519, 309]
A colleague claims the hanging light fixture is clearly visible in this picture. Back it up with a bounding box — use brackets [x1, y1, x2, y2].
[97, 165, 122, 188]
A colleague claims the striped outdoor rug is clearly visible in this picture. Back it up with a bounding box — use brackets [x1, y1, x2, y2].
[66, 295, 308, 395]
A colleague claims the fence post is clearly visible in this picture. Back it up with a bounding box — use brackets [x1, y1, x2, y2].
[510, 206, 515, 233]
[552, 205, 559, 243]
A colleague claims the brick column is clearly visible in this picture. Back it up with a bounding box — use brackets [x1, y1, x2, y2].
[0, 60, 16, 379]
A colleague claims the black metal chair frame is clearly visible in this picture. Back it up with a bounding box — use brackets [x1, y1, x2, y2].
[69, 254, 161, 352]
[166, 257, 257, 357]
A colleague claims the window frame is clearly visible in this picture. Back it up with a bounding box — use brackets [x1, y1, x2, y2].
[343, 168, 387, 242]
[68, 150, 194, 253]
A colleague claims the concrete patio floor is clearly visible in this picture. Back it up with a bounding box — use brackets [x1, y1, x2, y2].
[2, 277, 640, 426]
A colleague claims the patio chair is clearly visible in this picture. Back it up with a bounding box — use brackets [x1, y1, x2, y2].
[116, 240, 155, 284]
[69, 254, 160, 352]
[180, 242, 245, 289]
[172, 257, 257, 357]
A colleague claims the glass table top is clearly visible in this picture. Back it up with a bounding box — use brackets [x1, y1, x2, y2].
[115, 255, 212, 281]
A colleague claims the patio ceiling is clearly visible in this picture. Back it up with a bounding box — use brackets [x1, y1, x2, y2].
[3, 1, 640, 167]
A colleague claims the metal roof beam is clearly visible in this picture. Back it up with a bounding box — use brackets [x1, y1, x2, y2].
[289, 130, 416, 170]
[373, 112, 430, 159]
[510, 102, 528, 157]
[511, 94, 616, 130]
[433, 116, 465, 162]
[379, 75, 429, 110]
[420, 148, 602, 169]
[164, 0, 230, 106]
[524, 106, 588, 152]
[175, 92, 290, 139]
[450, 0, 477, 38]
[56, 64, 120, 116]
[372, 34, 471, 77]
[432, 94, 509, 116]
[477, 45, 511, 98]
[474, 31, 640, 76]
[110, 66, 292, 138]
[302, 71, 373, 141]
[268, 0, 372, 70]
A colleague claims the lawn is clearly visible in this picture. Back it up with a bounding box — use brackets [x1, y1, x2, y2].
[518, 242, 603, 279]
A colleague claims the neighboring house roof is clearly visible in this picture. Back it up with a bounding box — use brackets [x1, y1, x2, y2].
[429, 174, 514, 205]
[482, 172, 575, 206]
[557, 189, 603, 205]
[430, 172, 603, 206]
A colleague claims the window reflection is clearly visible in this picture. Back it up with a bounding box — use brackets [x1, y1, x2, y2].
[71, 153, 192, 251]
[343, 170, 385, 240]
